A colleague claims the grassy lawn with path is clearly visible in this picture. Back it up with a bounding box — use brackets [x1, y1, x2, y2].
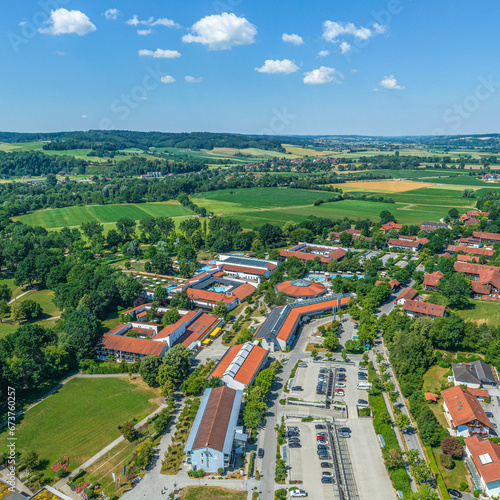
[180, 486, 247, 499]
[0, 377, 160, 480]
[457, 299, 500, 325]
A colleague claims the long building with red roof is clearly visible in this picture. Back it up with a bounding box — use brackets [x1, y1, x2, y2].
[280, 243, 347, 264]
[465, 436, 500, 496]
[255, 293, 351, 350]
[473, 231, 500, 244]
[209, 342, 268, 390]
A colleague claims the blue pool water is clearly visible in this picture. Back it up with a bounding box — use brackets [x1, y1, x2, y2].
[211, 286, 228, 293]
[197, 266, 212, 273]
[230, 252, 244, 256]
[306, 273, 354, 281]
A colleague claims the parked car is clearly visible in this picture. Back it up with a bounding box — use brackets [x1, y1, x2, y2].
[337, 367, 346, 372]
[320, 462, 332, 468]
[317, 432, 327, 437]
[288, 426, 299, 431]
[493, 423, 498, 429]
[288, 431, 300, 437]
[257, 448, 264, 459]
[335, 389, 345, 396]
[289, 437, 300, 443]
[317, 436, 327, 442]
[317, 444, 328, 450]
[339, 427, 351, 434]
[298, 363, 308, 368]
[335, 383, 346, 388]
[339, 432, 350, 438]
[292, 386, 303, 391]
[357, 399, 368, 405]
[359, 365, 368, 370]
[486, 412, 494, 418]
[315, 424, 326, 430]
[321, 476, 334, 484]
[322, 471, 334, 477]
[319, 368, 328, 373]
[290, 490, 307, 497]
[289, 442, 301, 448]
[447, 489, 462, 498]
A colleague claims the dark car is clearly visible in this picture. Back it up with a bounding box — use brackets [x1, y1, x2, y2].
[321, 462, 332, 468]
[289, 437, 300, 443]
[288, 431, 300, 437]
[318, 453, 330, 460]
[315, 424, 326, 430]
[321, 476, 334, 484]
[447, 489, 462, 498]
[258, 448, 264, 459]
[357, 399, 368, 405]
[339, 427, 351, 434]
[337, 367, 346, 372]
[320, 368, 328, 373]
[486, 412, 494, 418]
[317, 444, 328, 450]
[339, 432, 350, 438]
[322, 471, 334, 477]
[292, 386, 303, 391]
[289, 442, 301, 448]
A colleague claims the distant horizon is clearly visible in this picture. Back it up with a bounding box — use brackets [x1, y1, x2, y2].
[2, 1, 499, 135]
[1, 129, 499, 140]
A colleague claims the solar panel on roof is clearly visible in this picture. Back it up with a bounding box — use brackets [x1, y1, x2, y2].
[223, 256, 271, 267]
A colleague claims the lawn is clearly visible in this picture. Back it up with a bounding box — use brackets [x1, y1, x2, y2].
[180, 486, 246, 500]
[12, 289, 61, 318]
[433, 448, 468, 490]
[0, 377, 160, 479]
[17, 202, 193, 229]
[457, 299, 500, 325]
[422, 366, 449, 393]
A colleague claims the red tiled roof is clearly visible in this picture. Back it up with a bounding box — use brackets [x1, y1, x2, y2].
[465, 436, 500, 484]
[375, 279, 400, 290]
[474, 231, 500, 242]
[472, 281, 491, 295]
[97, 334, 166, 356]
[222, 264, 267, 275]
[425, 392, 439, 402]
[447, 244, 494, 257]
[210, 343, 268, 386]
[389, 238, 419, 248]
[478, 269, 500, 290]
[453, 262, 500, 276]
[179, 313, 218, 347]
[465, 218, 480, 226]
[468, 388, 489, 399]
[230, 283, 255, 302]
[380, 222, 402, 232]
[403, 299, 446, 317]
[192, 386, 237, 452]
[154, 310, 200, 340]
[277, 296, 351, 342]
[396, 287, 418, 301]
[276, 280, 327, 298]
[187, 288, 237, 305]
[442, 385, 492, 428]
[423, 271, 444, 288]
[457, 255, 480, 263]
[279, 248, 346, 264]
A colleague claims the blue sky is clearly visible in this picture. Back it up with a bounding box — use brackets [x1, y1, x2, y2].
[2, 0, 499, 136]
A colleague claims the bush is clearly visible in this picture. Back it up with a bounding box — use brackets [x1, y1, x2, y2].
[441, 436, 463, 459]
[218, 467, 224, 476]
[274, 489, 287, 500]
[459, 481, 468, 492]
[473, 490, 479, 498]
[440, 453, 454, 470]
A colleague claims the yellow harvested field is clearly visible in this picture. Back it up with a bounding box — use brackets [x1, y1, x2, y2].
[340, 180, 435, 192]
[211, 147, 239, 155]
[282, 144, 334, 156]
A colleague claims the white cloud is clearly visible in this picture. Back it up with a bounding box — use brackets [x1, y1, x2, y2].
[282, 33, 303, 46]
[19, 21, 27, 27]
[56, 51, 66, 56]
[340, 41, 351, 54]
[318, 50, 329, 58]
[82, 114, 87, 118]
[322, 20, 386, 43]
[161, 75, 176, 84]
[126, 15, 179, 28]
[379, 75, 405, 90]
[185, 76, 203, 83]
[39, 9, 96, 36]
[104, 9, 120, 21]
[151, 18, 178, 27]
[137, 29, 151, 36]
[303, 66, 343, 85]
[182, 12, 257, 50]
[138, 49, 181, 58]
[255, 59, 299, 75]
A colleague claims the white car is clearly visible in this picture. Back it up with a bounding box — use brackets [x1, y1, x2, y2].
[290, 490, 307, 497]
[335, 383, 346, 388]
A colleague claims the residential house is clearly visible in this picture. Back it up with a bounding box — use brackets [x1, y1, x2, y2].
[280, 243, 347, 264]
[403, 299, 446, 318]
[388, 238, 429, 252]
[441, 385, 493, 437]
[380, 222, 403, 233]
[96, 335, 168, 362]
[375, 279, 400, 291]
[446, 244, 493, 260]
[420, 221, 450, 231]
[473, 231, 500, 245]
[394, 287, 418, 305]
[209, 342, 269, 391]
[423, 271, 444, 291]
[465, 436, 500, 497]
[184, 387, 246, 473]
[452, 361, 496, 387]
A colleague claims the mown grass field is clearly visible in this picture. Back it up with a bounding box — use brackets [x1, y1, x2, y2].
[17, 202, 192, 229]
[457, 299, 500, 324]
[0, 377, 160, 479]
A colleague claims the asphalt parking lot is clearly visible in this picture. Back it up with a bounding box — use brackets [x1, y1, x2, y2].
[292, 363, 329, 402]
[288, 422, 336, 499]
